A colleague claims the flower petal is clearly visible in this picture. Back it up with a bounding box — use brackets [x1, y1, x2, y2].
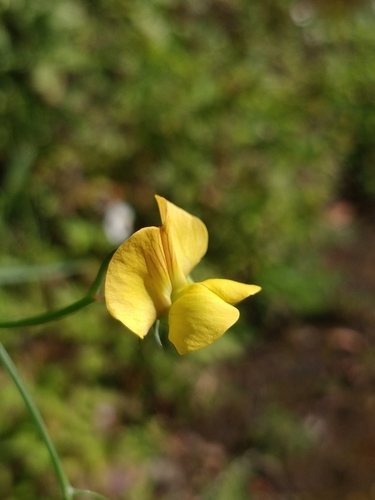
[105, 227, 172, 338]
[155, 196, 208, 281]
[168, 283, 240, 354]
[201, 279, 261, 304]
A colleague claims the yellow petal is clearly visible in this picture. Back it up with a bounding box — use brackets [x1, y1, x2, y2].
[201, 279, 261, 304]
[105, 227, 172, 338]
[168, 283, 240, 354]
[155, 196, 208, 283]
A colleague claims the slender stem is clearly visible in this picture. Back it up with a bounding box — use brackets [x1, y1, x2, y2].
[0, 251, 116, 498]
[0, 295, 95, 328]
[0, 250, 115, 329]
[0, 343, 73, 500]
[72, 489, 111, 500]
[87, 250, 115, 297]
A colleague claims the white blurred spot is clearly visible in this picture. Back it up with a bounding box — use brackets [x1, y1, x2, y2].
[304, 414, 328, 442]
[103, 201, 135, 244]
[290, 1, 315, 26]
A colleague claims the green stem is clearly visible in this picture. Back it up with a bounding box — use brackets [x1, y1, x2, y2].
[0, 252, 115, 498]
[0, 345, 112, 500]
[0, 250, 115, 329]
[0, 343, 73, 500]
[0, 295, 95, 328]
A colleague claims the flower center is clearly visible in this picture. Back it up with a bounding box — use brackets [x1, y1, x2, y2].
[171, 285, 190, 304]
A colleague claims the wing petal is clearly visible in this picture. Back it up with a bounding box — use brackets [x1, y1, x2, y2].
[201, 279, 261, 304]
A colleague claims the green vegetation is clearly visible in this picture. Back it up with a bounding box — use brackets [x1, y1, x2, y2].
[1, 0, 375, 498]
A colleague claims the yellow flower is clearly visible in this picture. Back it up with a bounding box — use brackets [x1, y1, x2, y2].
[105, 195, 261, 354]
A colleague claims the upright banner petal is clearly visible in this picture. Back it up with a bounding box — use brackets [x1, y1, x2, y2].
[156, 196, 208, 279]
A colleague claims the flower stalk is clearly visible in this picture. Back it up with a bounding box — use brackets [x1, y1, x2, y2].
[0, 342, 73, 499]
[0, 250, 115, 329]
[0, 252, 115, 499]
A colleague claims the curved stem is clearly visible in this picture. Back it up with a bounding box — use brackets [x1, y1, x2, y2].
[0, 295, 95, 328]
[0, 343, 73, 500]
[0, 252, 116, 498]
[87, 250, 115, 297]
[0, 250, 115, 329]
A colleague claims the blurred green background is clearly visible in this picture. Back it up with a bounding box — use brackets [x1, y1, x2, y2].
[1, 0, 375, 498]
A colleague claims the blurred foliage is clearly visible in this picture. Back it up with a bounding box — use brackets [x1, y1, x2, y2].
[1, 0, 375, 498]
